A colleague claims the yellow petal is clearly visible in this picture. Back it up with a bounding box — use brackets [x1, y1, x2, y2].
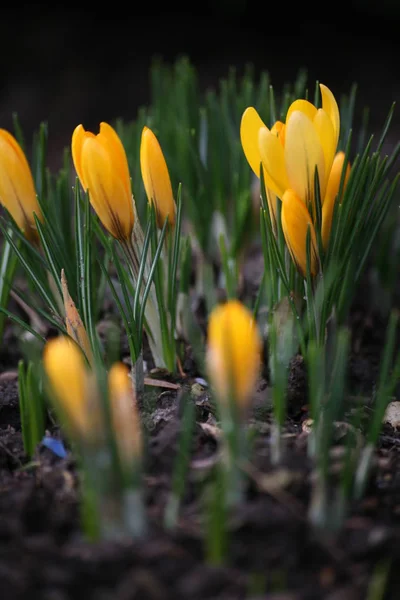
[313, 108, 336, 191]
[80, 135, 134, 241]
[43, 336, 89, 435]
[108, 363, 142, 465]
[0, 129, 42, 237]
[259, 127, 289, 198]
[321, 152, 351, 249]
[98, 122, 132, 201]
[140, 126, 176, 229]
[285, 111, 325, 212]
[320, 84, 340, 149]
[240, 107, 268, 177]
[281, 189, 319, 277]
[71, 125, 95, 191]
[206, 299, 262, 411]
[286, 99, 317, 126]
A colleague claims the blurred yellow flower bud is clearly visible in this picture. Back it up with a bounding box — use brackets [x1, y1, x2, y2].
[43, 336, 90, 436]
[71, 122, 134, 241]
[0, 129, 43, 240]
[140, 126, 176, 229]
[108, 363, 142, 466]
[281, 189, 319, 277]
[206, 300, 262, 411]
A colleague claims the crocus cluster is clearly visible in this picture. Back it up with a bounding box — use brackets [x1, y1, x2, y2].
[241, 84, 350, 277]
[71, 122, 176, 242]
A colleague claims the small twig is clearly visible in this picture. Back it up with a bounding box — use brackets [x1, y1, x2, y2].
[144, 377, 180, 390]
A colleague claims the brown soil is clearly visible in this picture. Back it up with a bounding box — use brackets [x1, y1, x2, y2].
[0, 292, 400, 599]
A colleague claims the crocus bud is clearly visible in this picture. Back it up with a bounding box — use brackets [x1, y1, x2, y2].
[108, 363, 142, 466]
[206, 300, 262, 412]
[281, 189, 319, 277]
[140, 126, 176, 229]
[0, 129, 43, 240]
[43, 336, 90, 436]
[72, 122, 134, 241]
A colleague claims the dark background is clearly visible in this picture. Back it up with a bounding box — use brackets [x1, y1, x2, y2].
[1, 2, 400, 171]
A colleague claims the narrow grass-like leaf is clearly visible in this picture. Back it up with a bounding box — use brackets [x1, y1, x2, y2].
[0, 223, 59, 315]
[205, 465, 228, 566]
[33, 215, 63, 300]
[138, 217, 168, 338]
[168, 184, 183, 325]
[0, 228, 19, 345]
[0, 308, 46, 343]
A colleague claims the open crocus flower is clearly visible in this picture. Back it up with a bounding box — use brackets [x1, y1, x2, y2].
[0, 129, 43, 240]
[140, 126, 176, 229]
[241, 84, 350, 258]
[72, 122, 134, 241]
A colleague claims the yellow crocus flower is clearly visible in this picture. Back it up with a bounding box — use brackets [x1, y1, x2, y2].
[108, 363, 142, 466]
[43, 336, 90, 436]
[140, 126, 176, 229]
[206, 300, 262, 411]
[0, 129, 43, 240]
[281, 189, 319, 277]
[241, 84, 342, 214]
[71, 122, 134, 241]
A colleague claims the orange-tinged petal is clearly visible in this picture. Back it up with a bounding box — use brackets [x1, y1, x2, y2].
[43, 336, 89, 436]
[240, 107, 268, 177]
[79, 133, 134, 241]
[258, 127, 289, 198]
[206, 299, 262, 411]
[321, 152, 351, 248]
[0, 129, 42, 237]
[313, 108, 336, 191]
[281, 189, 319, 277]
[72, 125, 87, 189]
[140, 126, 176, 229]
[285, 110, 325, 211]
[286, 99, 317, 126]
[270, 120, 286, 146]
[320, 84, 340, 149]
[98, 122, 132, 200]
[81, 136, 114, 214]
